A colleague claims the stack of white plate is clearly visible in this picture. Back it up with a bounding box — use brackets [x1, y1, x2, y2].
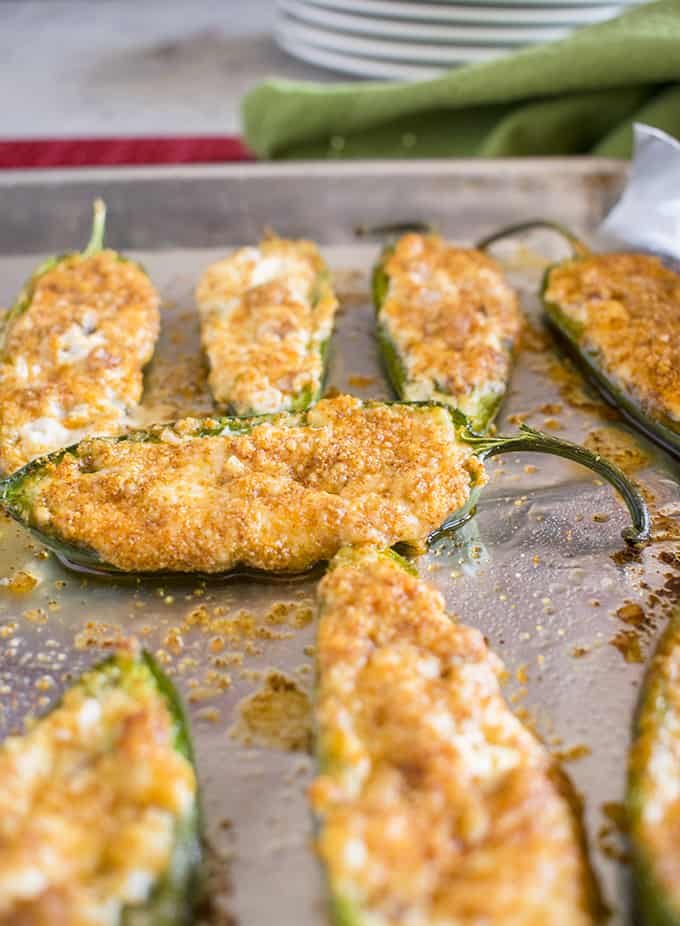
[275, 0, 640, 79]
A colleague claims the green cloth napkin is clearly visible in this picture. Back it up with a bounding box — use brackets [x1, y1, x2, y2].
[242, 0, 680, 159]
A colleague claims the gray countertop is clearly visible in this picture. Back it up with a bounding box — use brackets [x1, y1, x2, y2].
[0, 0, 339, 138]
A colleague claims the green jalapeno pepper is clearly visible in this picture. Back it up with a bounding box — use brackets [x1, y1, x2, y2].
[0, 199, 161, 475]
[195, 238, 337, 416]
[628, 604, 680, 926]
[0, 647, 202, 924]
[0, 396, 649, 577]
[1, 199, 109, 347]
[372, 231, 522, 432]
[312, 544, 604, 926]
[478, 220, 680, 459]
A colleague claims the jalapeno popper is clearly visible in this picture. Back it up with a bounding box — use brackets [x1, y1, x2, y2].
[195, 237, 337, 415]
[311, 546, 602, 925]
[628, 604, 680, 926]
[0, 646, 201, 925]
[0, 395, 648, 576]
[479, 221, 680, 458]
[0, 200, 161, 475]
[373, 232, 522, 431]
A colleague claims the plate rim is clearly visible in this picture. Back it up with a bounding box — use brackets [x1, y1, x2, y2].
[304, 0, 635, 12]
[278, 0, 579, 39]
[283, 0, 623, 23]
[277, 15, 538, 56]
[275, 24, 503, 78]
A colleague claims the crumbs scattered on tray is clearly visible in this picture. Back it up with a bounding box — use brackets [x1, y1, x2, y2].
[229, 670, 312, 753]
[74, 620, 127, 650]
[616, 602, 652, 629]
[650, 505, 680, 543]
[609, 630, 645, 664]
[347, 374, 376, 389]
[584, 427, 650, 474]
[23, 607, 48, 625]
[518, 320, 549, 353]
[553, 743, 592, 763]
[183, 600, 313, 645]
[546, 354, 617, 421]
[0, 570, 39, 593]
[597, 801, 630, 864]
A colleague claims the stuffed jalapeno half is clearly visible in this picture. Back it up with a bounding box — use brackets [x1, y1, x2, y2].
[195, 236, 337, 415]
[311, 545, 603, 925]
[0, 645, 201, 925]
[628, 604, 680, 926]
[0, 200, 161, 475]
[479, 220, 680, 458]
[373, 231, 522, 431]
[0, 395, 648, 576]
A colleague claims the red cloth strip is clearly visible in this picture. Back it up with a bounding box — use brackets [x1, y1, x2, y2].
[0, 136, 254, 169]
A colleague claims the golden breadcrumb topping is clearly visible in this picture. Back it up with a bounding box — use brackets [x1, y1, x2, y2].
[312, 547, 599, 925]
[545, 254, 680, 429]
[196, 238, 337, 415]
[0, 655, 196, 926]
[22, 396, 482, 573]
[381, 233, 521, 411]
[629, 613, 680, 910]
[0, 251, 160, 474]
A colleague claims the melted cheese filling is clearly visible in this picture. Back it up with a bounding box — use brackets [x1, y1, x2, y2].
[630, 618, 680, 908]
[380, 234, 521, 416]
[22, 396, 482, 573]
[312, 547, 598, 925]
[545, 254, 680, 429]
[0, 251, 160, 474]
[0, 656, 196, 926]
[196, 238, 337, 415]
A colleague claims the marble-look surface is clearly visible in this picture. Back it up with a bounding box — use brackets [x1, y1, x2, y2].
[0, 0, 336, 138]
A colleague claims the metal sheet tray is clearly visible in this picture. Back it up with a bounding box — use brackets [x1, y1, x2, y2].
[1, 160, 678, 925]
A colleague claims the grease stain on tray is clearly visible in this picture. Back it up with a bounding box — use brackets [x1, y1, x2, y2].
[230, 670, 312, 753]
[584, 427, 650, 473]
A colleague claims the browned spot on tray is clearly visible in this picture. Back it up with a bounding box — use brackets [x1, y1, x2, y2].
[584, 427, 649, 474]
[603, 801, 628, 834]
[609, 630, 645, 664]
[230, 671, 312, 752]
[348, 374, 376, 388]
[611, 546, 643, 567]
[264, 601, 314, 629]
[597, 801, 630, 864]
[546, 355, 617, 420]
[651, 511, 680, 543]
[163, 627, 184, 654]
[22, 608, 47, 625]
[553, 744, 592, 763]
[518, 321, 549, 353]
[0, 570, 39, 593]
[571, 646, 591, 659]
[659, 550, 680, 570]
[74, 620, 126, 650]
[616, 603, 649, 629]
[539, 403, 563, 416]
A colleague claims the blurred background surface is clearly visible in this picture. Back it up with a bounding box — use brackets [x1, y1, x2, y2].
[1, 0, 332, 138]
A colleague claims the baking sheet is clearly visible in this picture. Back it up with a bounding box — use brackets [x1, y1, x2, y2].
[0, 161, 678, 925]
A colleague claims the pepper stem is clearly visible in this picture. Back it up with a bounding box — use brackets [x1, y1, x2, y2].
[83, 199, 107, 256]
[462, 424, 650, 545]
[355, 221, 434, 238]
[476, 220, 590, 258]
